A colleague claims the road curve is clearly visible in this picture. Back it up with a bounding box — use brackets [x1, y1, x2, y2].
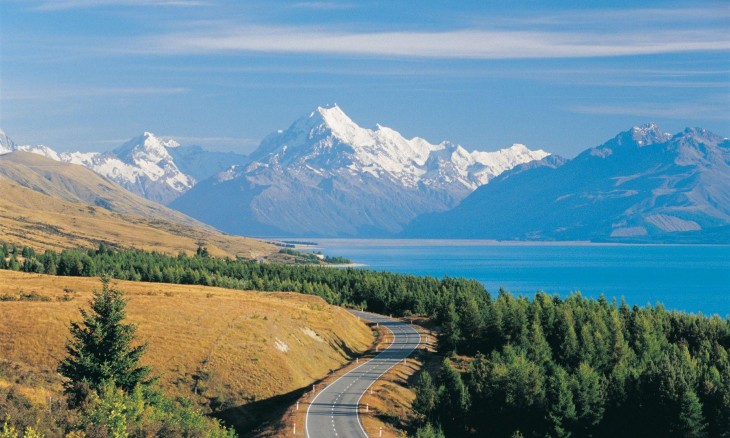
[305, 310, 421, 438]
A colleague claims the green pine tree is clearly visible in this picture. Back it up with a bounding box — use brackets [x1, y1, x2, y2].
[547, 366, 577, 437]
[58, 276, 152, 403]
[413, 371, 438, 418]
[438, 301, 462, 354]
[436, 358, 470, 430]
[415, 422, 446, 438]
[676, 390, 707, 438]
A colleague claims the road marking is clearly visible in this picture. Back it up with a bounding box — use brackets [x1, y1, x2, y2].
[306, 311, 420, 438]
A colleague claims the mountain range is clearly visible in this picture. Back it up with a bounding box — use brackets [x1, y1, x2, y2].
[403, 124, 730, 243]
[3, 111, 727, 243]
[0, 130, 246, 204]
[170, 105, 548, 237]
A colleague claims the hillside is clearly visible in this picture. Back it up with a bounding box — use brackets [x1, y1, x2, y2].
[404, 125, 730, 243]
[0, 271, 374, 433]
[0, 130, 247, 204]
[171, 105, 548, 237]
[0, 152, 274, 258]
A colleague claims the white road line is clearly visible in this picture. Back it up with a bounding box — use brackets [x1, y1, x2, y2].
[306, 311, 421, 438]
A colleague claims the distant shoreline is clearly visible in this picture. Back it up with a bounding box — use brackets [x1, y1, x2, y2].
[268, 238, 730, 248]
[322, 262, 368, 268]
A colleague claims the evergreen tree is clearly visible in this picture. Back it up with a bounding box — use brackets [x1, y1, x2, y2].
[59, 276, 152, 402]
[436, 358, 470, 432]
[413, 371, 438, 418]
[527, 317, 552, 366]
[415, 422, 446, 438]
[557, 309, 579, 368]
[546, 366, 577, 437]
[571, 362, 605, 434]
[438, 301, 462, 354]
[675, 390, 707, 438]
[9, 255, 20, 271]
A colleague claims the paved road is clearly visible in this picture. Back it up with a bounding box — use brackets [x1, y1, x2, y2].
[305, 310, 421, 438]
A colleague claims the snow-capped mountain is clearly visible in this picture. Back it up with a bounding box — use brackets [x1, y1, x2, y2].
[0, 129, 61, 160]
[0, 130, 247, 205]
[61, 132, 194, 204]
[248, 105, 548, 196]
[404, 124, 730, 243]
[0, 130, 15, 153]
[171, 105, 549, 237]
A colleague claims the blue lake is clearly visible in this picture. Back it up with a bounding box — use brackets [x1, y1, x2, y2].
[305, 239, 730, 317]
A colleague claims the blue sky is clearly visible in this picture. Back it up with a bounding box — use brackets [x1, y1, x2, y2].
[1, 0, 728, 157]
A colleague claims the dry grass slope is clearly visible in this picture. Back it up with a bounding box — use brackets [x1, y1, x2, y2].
[0, 271, 374, 433]
[0, 152, 274, 258]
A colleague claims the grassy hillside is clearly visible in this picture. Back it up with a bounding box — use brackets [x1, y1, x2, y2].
[0, 271, 374, 433]
[0, 152, 274, 258]
[0, 152, 202, 226]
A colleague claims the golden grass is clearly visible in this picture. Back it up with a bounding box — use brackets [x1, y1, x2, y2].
[0, 152, 275, 258]
[0, 271, 374, 421]
[0, 179, 274, 258]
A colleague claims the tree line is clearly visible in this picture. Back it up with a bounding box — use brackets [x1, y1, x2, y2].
[2, 242, 486, 317]
[415, 291, 729, 437]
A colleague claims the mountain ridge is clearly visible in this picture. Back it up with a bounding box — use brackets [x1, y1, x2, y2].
[0, 129, 247, 205]
[171, 104, 549, 237]
[403, 124, 730, 243]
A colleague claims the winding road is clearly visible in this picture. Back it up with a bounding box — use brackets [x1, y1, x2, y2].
[305, 310, 421, 438]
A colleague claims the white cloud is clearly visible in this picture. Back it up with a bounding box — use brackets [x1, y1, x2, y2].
[34, 0, 207, 11]
[495, 6, 730, 27]
[290, 2, 356, 10]
[2, 86, 188, 101]
[141, 24, 729, 59]
[568, 103, 729, 120]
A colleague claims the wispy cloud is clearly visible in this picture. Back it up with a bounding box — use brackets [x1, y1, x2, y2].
[569, 103, 729, 120]
[140, 23, 729, 59]
[33, 0, 207, 11]
[2, 86, 188, 101]
[495, 6, 730, 28]
[290, 2, 356, 10]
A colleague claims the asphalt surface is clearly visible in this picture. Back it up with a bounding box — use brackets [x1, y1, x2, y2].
[305, 310, 421, 438]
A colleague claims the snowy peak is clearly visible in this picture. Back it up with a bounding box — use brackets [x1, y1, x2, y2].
[622, 123, 671, 147]
[630, 123, 671, 146]
[0, 129, 16, 153]
[0, 129, 59, 160]
[587, 123, 672, 158]
[248, 105, 549, 191]
[73, 131, 195, 204]
[113, 131, 180, 164]
[185, 105, 552, 237]
[316, 104, 367, 143]
[0, 129, 202, 205]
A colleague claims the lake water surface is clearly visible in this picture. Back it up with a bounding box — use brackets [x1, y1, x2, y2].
[306, 239, 730, 317]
